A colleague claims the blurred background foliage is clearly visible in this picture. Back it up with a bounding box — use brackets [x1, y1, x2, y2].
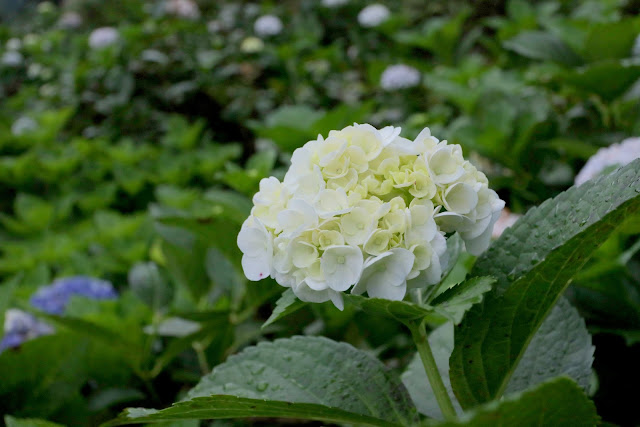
[0, 0, 639, 426]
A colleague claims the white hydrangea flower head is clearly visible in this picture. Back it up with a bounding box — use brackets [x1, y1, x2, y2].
[6, 38, 22, 51]
[11, 116, 38, 136]
[633, 34, 640, 57]
[2, 50, 23, 68]
[380, 64, 421, 90]
[254, 14, 283, 37]
[357, 4, 390, 28]
[238, 124, 504, 310]
[89, 27, 119, 49]
[165, 0, 200, 19]
[240, 36, 265, 53]
[575, 137, 640, 186]
[58, 11, 82, 29]
[322, 0, 349, 7]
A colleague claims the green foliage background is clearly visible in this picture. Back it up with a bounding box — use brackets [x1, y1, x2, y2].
[1, 0, 640, 426]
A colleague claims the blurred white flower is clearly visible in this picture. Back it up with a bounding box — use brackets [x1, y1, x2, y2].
[37, 1, 55, 14]
[380, 64, 421, 90]
[322, 0, 349, 7]
[88, 27, 119, 49]
[491, 209, 521, 239]
[58, 11, 83, 29]
[165, 0, 200, 20]
[6, 38, 22, 51]
[357, 4, 390, 28]
[575, 137, 640, 186]
[633, 34, 640, 57]
[254, 15, 283, 37]
[11, 117, 38, 136]
[1, 51, 23, 67]
[23, 34, 39, 48]
[240, 36, 265, 53]
[207, 20, 222, 33]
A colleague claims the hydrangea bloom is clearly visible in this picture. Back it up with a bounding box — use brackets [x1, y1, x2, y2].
[88, 27, 119, 49]
[238, 124, 504, 309]
[0, 309, 53, 353]
[254, 15, 283, 37]
[1, 51, 23, 67]
[165, 0, 200, 19]
[380, 64, 421, 90]
[322, 0, 349, 7]
[575, 137, 640, 186]
[30, 276, 118, 315]
[241, 37, 265, 53]
[357, 4, 390, 28]
[58, 11, 82, 29]
[11, 116, 38, 136]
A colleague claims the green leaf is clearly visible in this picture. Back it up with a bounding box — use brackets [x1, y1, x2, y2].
[506, 298, 594, 395]
[262, 288, 306, 329]
[128, 262, 173, 312]
[430, 377, 598, 427]
[345, 294, 435, 324]
[110, 336, 419, 426]
[450, 159, 640, 408]
[503, 31, 583, 66]
[5, 416, 65, 427]
[431, 277, 495, 324]
[581, 18, 640, 62]
[566, 61, 640, 100]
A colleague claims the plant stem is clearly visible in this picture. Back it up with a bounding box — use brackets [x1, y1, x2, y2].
[193, 342, 210, 375]
[408, 320, 457, 421]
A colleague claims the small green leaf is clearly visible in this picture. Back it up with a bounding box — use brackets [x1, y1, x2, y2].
[566, 61, 640, 100]
[431, 277, 495, 324]
[262, 289, 306, 329]
[430, 377, 598, 427]
[128, 262, 173, 312]
[450, 159, 640, 408]
[111, 336, 419, 426]
[345, 294, 435, 324]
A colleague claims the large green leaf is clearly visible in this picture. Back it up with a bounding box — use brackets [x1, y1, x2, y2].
[450, 159, 640, 408]
[109, 336, 418, 426]
[4, 416, 65, 427]
[502, 31, 583, 66]
[506, 297, 594, 395]
[430, 377, 598, 427]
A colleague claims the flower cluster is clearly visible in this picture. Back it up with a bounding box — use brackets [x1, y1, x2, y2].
[165, 0, 201, 20]
[380, 64, 421, 90]
[238, 124, 504, 309]
[88, 27, 119, 49]
[575, 137, 640, 186]
[254, 15, 283, 37]
[0, 309, 53, 353]
[357, 4, 390, 28]
[30, 276, 118, 315]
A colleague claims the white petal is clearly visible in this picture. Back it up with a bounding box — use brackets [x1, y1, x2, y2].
[355, 248, 414, 300]
[321, 245, 364, 291]
[329, 290, 345, 311]
[462, 210, 502, 255]
[368, 279, 407, 300]
[293, 281, 331, 303]
[241, 254, 271, 281]
[443, 183, 478, 214]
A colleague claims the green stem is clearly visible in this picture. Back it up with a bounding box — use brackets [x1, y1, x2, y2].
[408, 321, 457, 421]
[193, 342, 211, 375]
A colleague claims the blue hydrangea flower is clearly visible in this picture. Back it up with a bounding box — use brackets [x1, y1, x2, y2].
[0, 309, 54, 353]
[30, 276, 118, 315]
